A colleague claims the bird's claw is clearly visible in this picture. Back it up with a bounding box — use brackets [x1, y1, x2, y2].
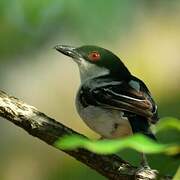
[135, 166, 158, 180]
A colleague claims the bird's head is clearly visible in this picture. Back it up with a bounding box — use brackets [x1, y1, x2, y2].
[55, 45, 131, 82]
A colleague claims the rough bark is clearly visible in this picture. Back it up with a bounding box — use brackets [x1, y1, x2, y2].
[0, 90, 160, 180]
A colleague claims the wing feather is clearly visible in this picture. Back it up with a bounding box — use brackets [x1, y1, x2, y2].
[89, 78, 158, 123]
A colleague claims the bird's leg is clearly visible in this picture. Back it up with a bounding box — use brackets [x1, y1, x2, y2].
[135, 153, 158, 179]
[140, 153, 150, 168]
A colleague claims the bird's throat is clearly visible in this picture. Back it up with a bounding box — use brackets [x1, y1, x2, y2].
[78, 61, 110, 83]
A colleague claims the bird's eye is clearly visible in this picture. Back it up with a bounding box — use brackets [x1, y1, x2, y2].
[88, 51, 101, 62]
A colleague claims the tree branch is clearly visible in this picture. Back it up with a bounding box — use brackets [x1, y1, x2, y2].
[0, 90, 159, 180]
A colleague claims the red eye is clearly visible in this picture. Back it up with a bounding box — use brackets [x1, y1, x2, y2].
[88, 51, 101, 62]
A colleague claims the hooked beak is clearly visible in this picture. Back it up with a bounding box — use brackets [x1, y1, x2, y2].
[54, 45, 82, 63]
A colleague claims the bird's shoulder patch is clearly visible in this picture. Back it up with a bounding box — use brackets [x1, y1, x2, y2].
[129, 80, 140, 91]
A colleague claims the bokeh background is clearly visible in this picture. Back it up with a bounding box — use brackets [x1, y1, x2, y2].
[0, 0, 180, 180]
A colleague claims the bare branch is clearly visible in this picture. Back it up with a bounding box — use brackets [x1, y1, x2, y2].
[0, 90, 160, 180]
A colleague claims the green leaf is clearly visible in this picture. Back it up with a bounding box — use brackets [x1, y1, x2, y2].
[54, 134, 180, 155]
[54, 118, 180, 155]
[155, 117, 180, 132]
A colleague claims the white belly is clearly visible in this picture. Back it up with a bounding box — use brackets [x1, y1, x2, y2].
[76, 105, 133, 139]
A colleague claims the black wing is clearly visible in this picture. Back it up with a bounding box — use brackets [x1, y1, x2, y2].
[83, 76, 158, 124]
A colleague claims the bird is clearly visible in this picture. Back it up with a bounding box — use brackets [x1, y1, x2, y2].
[54, 44, 159, 173]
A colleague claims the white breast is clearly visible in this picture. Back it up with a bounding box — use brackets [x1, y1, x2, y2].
[76, 102, 133, 139]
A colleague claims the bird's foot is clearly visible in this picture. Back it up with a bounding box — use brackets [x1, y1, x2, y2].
[135, 166, 158, 180]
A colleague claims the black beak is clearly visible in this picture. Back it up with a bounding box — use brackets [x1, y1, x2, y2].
[54, 45, 82, 61]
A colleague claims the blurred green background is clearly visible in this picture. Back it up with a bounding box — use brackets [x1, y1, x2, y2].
[0, 0, 180, 180]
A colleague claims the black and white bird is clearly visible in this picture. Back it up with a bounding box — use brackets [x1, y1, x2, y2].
[55, 45, 159, 170]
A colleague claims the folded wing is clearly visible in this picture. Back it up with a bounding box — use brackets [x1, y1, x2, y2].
[90, 77, 158, 124]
